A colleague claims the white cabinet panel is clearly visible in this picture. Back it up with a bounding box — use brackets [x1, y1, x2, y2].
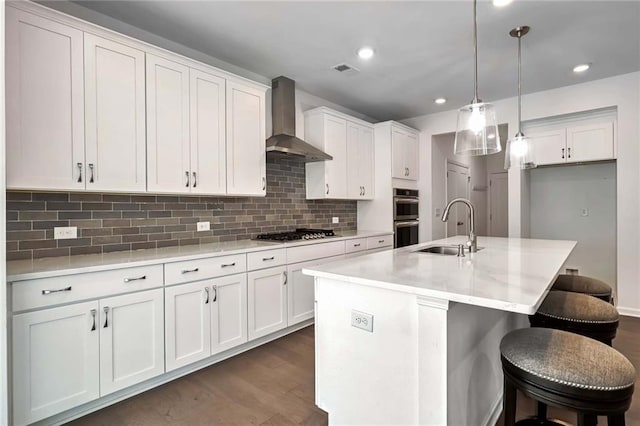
[392, 128, 419, 180]
[146, 54, 191, 193]
[165, 281, 211, 372]
[211, 273, 248, 354]
[567, 122, 615, 163]
[99, 289, 164, 395]
[347, 124, 374, 199]
[6, 8, 85, 190]
[529, 129, 567, 166]
[84, 34, 146, 192]
[226, 81, 266, 196]
[405, 132, 419, 180]
[287, 260, 317, 326]
[324, 115, 348, 198]
[190, 68, 226, 195]
[12, 301, 99, 425]
[248, 266, 287, 340]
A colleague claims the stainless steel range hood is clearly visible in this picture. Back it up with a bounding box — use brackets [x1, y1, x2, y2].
[266, 76, 332, 162]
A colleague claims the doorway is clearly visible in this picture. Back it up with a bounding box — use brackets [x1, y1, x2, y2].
[488, 172, 509, 237]
[446, 161, 470, 237]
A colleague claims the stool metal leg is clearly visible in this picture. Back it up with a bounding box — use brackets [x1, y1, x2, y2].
[577, 413, 597, 426]
[503, 377, 517, 426]
[608, 414, 625, 426]
[536, 401, 548, 420]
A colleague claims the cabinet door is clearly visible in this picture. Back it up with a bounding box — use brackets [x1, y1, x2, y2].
[190, 68, 226, 195]
[566, 122, 614, 163]
[13, 301, 99, 425]
[6, 8, 85, 190]
[359, 126, 375, 199]
[85, 34, 146, 192]
[405, 132, 419, 180]
[100, 289, 164, 395]
[146, 54, 191, 193]
[287, 260, 318, 326]
[226, 81, 266, 196]
[529, 129, 567, 166]
[165, 281, 211, 372]
[248, 266, 287, 340]
[346, 123, 361, 198]
[324, 115, 348, 198]
[391, 128, 407, 179]
[211, 273, 248, 354]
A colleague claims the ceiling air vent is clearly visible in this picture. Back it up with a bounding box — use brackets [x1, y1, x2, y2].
[332, 63, 360, 75]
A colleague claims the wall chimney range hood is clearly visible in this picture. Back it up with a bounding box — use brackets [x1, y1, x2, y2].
[266, 76, 332, 162]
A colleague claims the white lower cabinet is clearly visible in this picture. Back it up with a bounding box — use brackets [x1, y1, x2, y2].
[100, 289, 165, 395]
[13, 302, 100, 426]
[165, 273, 248, 372]
[248, 266, 288, 340]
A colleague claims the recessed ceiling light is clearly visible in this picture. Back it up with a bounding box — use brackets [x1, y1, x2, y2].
[357, 47, 375, 60]
[493, 0, 513, 6]
[434, 98, 447, 105]
[573, 64, 590, 73]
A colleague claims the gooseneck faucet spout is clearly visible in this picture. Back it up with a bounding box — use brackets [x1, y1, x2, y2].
[441, 198, 477, 253]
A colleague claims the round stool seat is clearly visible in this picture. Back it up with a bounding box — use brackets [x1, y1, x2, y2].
[552, 274, 612, 302]
[501, 328, 635, 416]
[530, 291, 619, 344]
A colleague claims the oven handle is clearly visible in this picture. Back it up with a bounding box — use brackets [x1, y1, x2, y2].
[394, 197, 420, 204]
[394, 221, 419, 228]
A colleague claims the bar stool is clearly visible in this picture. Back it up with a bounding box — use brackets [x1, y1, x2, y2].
[529, 291, 619, 345]
[551, 274, 613, 303]
[501, 328, 635, 426]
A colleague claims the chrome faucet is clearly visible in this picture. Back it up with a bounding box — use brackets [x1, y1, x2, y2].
[441, 198, 477, 253]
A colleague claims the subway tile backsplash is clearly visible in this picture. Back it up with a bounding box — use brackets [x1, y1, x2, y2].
[6, 158, 357, 260]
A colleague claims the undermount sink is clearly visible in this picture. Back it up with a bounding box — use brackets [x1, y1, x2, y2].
[416, 246, 460, 255]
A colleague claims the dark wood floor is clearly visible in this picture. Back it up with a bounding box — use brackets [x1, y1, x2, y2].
[70, 317, 640, 426]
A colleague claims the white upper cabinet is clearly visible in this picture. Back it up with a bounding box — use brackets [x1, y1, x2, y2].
[146, 54, 191, 193]
[190, 68, 227, 195]
[529, 120, 615, 166]
[226, 81, 267, 196]
[6, 8, 85, 191]
[85, 34, 146, 192]
[392, 126, 419, 180]
[305, 107, 374, 200]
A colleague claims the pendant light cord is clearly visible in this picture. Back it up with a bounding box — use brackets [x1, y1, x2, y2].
[517, 34, 522, 135]
[473, 0, 479, 103]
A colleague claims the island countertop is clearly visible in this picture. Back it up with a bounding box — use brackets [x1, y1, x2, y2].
[303, 236, 576, 315]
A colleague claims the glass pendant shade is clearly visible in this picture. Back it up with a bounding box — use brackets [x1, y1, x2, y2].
[504, 134, 536, 169]
[454, 101, 501, 156]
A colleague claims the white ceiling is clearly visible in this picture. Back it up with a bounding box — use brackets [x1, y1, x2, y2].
[68, 0, 640, 121]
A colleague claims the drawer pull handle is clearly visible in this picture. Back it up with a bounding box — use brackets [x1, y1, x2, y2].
[124, 275, 146, 283]
[181, 268, 199, 274]
[283, 271, 288, 286]
[204, 287, 210, 304]
[378, 240, 385, 244]
[212, 285, 217, 302]
[262, 256, 275, 261]
[221, 262, 236, 268]
[42, 286, 72, 295]
[185, 171, 190, 187]
[77, 163, 83, 183]
[90, 309, 96, 331]
[192, 171, 197, 188]
[103, 306, 110, 328]
[89, 163, 95, 183]
[353, 243, 361, 247]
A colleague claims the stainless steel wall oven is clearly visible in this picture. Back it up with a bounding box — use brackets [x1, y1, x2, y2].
[393, 188, 419, 248]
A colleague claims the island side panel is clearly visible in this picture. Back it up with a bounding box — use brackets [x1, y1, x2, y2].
[446, 303, 529, 425]
[314, 277, 421, 425]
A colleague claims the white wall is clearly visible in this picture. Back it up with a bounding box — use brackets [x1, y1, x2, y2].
[530, 163, 617, 287]
[403, 72, 640, 316]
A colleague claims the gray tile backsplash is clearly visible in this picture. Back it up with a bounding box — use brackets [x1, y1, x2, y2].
[6, 158, 357, 260]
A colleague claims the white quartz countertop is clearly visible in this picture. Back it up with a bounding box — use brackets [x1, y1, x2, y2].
[303, 236, 577, 315]
[7, 230, 391, 282]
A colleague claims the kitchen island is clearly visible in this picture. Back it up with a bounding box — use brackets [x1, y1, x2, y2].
[303, 236, 576, 426]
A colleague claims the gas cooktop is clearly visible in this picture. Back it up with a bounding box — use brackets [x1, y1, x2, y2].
[255, 228, 336, 242]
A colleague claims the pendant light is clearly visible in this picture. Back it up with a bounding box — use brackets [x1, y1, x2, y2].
[454, 0, 501, 156]
[504, 26, 536, 170]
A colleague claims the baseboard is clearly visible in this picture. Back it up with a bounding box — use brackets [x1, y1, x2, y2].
[31, 319, 314, 426]
[617, 306, 640, 318]
[483, 393, 503, 426]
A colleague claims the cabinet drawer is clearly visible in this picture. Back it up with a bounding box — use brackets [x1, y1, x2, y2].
[367, 235, 393, 250]
[11, 265, 163, 312]
[345, 238, 368, 254]
[287, 240, 346, 264]
[164, 254, 246, 285]
[247, 248, 286, 271]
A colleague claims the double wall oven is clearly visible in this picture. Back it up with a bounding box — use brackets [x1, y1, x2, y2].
[393, 188, 419, 248]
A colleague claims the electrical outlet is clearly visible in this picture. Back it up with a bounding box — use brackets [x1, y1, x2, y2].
[54, 226, 77, 240]
[332, 217, 339, 224]
[351, 310, 373, 333]
[581, 208, 589, 217]
[196, 221, 211, 232]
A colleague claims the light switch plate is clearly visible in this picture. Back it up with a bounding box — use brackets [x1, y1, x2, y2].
[351, 310, 373, 332]
[196, 221, 211, 232]
[54, 226, 77, 240]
